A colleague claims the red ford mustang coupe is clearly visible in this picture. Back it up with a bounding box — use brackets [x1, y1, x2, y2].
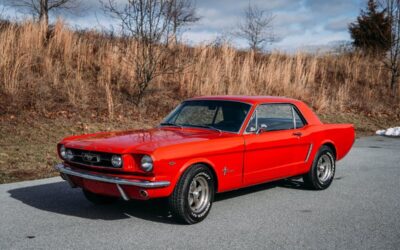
[55, 96, 355, 224]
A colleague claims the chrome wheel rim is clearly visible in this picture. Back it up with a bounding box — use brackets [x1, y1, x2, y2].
[188, 175, 210, 212]
[317, 154, 333, 183]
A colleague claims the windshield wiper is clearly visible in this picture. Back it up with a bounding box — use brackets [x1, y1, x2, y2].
[183, 124, 222, 133]
[161, 123, 222, 133]
[159, 122, 183, 128]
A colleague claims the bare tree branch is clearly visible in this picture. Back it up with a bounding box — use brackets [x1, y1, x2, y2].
[377, 0, 400, 95]
[165, 0, 200, 43]
[101, 0, 191, 105]
[2, 0, 83, 26]
[235, 2, 275, 51]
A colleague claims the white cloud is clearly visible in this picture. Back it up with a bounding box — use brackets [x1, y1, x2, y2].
[273, 30, 350, 51]
[1, 0, 363, 50]
[326, 16, 355, 32]
[182, 30, 218, 44]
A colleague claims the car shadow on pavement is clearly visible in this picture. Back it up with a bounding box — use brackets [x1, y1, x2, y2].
[8, 178, 311, 224]
[214, 178, 312, 202]
[8, 182, 178, 224]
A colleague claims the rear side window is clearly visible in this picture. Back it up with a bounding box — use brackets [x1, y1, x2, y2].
[246, 104, 306, 132]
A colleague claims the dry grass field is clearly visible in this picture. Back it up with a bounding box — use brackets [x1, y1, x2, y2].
[0, 21, 399, 183]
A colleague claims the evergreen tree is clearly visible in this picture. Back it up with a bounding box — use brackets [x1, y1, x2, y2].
[349, 0, 392, 55]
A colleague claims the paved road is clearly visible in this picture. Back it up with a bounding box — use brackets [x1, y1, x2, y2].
[1, 136, 400, 250]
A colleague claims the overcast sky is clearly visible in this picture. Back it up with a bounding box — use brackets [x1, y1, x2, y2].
[0, 0, 367, 51]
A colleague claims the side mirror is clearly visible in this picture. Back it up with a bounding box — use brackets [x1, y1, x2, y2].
[256, 124, 268, 134]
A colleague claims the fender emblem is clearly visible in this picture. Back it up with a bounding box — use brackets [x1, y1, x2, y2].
[222, 166, 234, 176]
[168, 161, 176, 166]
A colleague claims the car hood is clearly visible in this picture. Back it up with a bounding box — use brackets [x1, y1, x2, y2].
[62, 127, 232, 154]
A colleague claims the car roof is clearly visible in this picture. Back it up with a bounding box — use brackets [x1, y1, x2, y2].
[187, 95, 300, 105]
[187, 95, 322, 126]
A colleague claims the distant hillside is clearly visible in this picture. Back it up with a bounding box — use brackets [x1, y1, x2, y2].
[0, 20, 398, 123]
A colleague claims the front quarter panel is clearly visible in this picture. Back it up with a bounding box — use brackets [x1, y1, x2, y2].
[152, 134, 245, 194]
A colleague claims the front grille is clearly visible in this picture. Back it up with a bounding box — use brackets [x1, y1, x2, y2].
[65, 148, 119, 168]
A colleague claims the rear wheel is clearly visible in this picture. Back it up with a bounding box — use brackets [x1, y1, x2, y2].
[169, 164, 215, 224]
[83, 189, 118, 205]
[303, 145, 336, 190]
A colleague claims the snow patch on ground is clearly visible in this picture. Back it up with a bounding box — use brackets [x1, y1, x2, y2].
[376, 127, 400, 137]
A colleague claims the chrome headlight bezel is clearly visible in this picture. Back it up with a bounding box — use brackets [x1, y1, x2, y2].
[140, 155, 154, 172]
[111, 155, 123, 168]
[60, 145, 67, 160]
[65, 149, 74, 161]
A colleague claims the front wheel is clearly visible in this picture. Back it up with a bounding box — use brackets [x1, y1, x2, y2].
[303, 145, 336, 190]
[169, 164, 215, 224]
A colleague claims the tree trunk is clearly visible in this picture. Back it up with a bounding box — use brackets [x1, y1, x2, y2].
[172, 23, 178, 44]
[39, 0, 49, 28]
[390, 66, 399, 98]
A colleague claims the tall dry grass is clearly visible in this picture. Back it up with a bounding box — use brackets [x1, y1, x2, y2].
[0, 21, 398, 120]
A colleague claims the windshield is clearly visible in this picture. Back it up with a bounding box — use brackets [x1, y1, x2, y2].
[161, 100, 252, 133]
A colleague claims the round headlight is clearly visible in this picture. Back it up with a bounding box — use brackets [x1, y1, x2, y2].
[111, 155, 123, 168]
[140, 155, 153, 172]
[60, 145, 66, 159]
[65, 149, 74, 161]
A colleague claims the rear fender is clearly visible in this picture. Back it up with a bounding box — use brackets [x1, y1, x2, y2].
[320, 139, 337, 158]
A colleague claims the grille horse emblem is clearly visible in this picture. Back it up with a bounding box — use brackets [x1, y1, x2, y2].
[82, 153, 100, 163]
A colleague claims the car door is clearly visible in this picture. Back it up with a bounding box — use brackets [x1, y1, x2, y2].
[243, 103, 311, 186]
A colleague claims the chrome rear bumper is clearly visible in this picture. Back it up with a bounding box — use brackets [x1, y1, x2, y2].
[54, 163, 170, 189]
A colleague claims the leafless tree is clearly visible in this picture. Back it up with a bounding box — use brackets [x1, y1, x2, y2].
[101, 0, 188, 105]
[1, 0, 83, 27]
[212, 31, 234, 48]
[236, 2, 275, 51]
[0, 6, 9, 29]
[166, 0, 200, 43]
[378, 0, 400, 96]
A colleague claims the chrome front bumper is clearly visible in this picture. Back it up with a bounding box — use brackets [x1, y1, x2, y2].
[54, 163, 170, 200]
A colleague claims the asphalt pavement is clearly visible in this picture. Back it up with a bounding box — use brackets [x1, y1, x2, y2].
[1, 136, 399, 250]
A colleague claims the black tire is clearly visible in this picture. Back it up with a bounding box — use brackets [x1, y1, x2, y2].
[83, 189, 118, 205]
[169, 164, 215, 224]
[303, 145, 336, 190]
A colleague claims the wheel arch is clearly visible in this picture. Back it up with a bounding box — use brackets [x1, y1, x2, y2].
[195, 162, 218, 192]
[321, 141, 337, 160]
[174, 158, 219, 192]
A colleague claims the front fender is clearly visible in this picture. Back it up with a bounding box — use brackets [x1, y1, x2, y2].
[171, 157, 218, 191]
